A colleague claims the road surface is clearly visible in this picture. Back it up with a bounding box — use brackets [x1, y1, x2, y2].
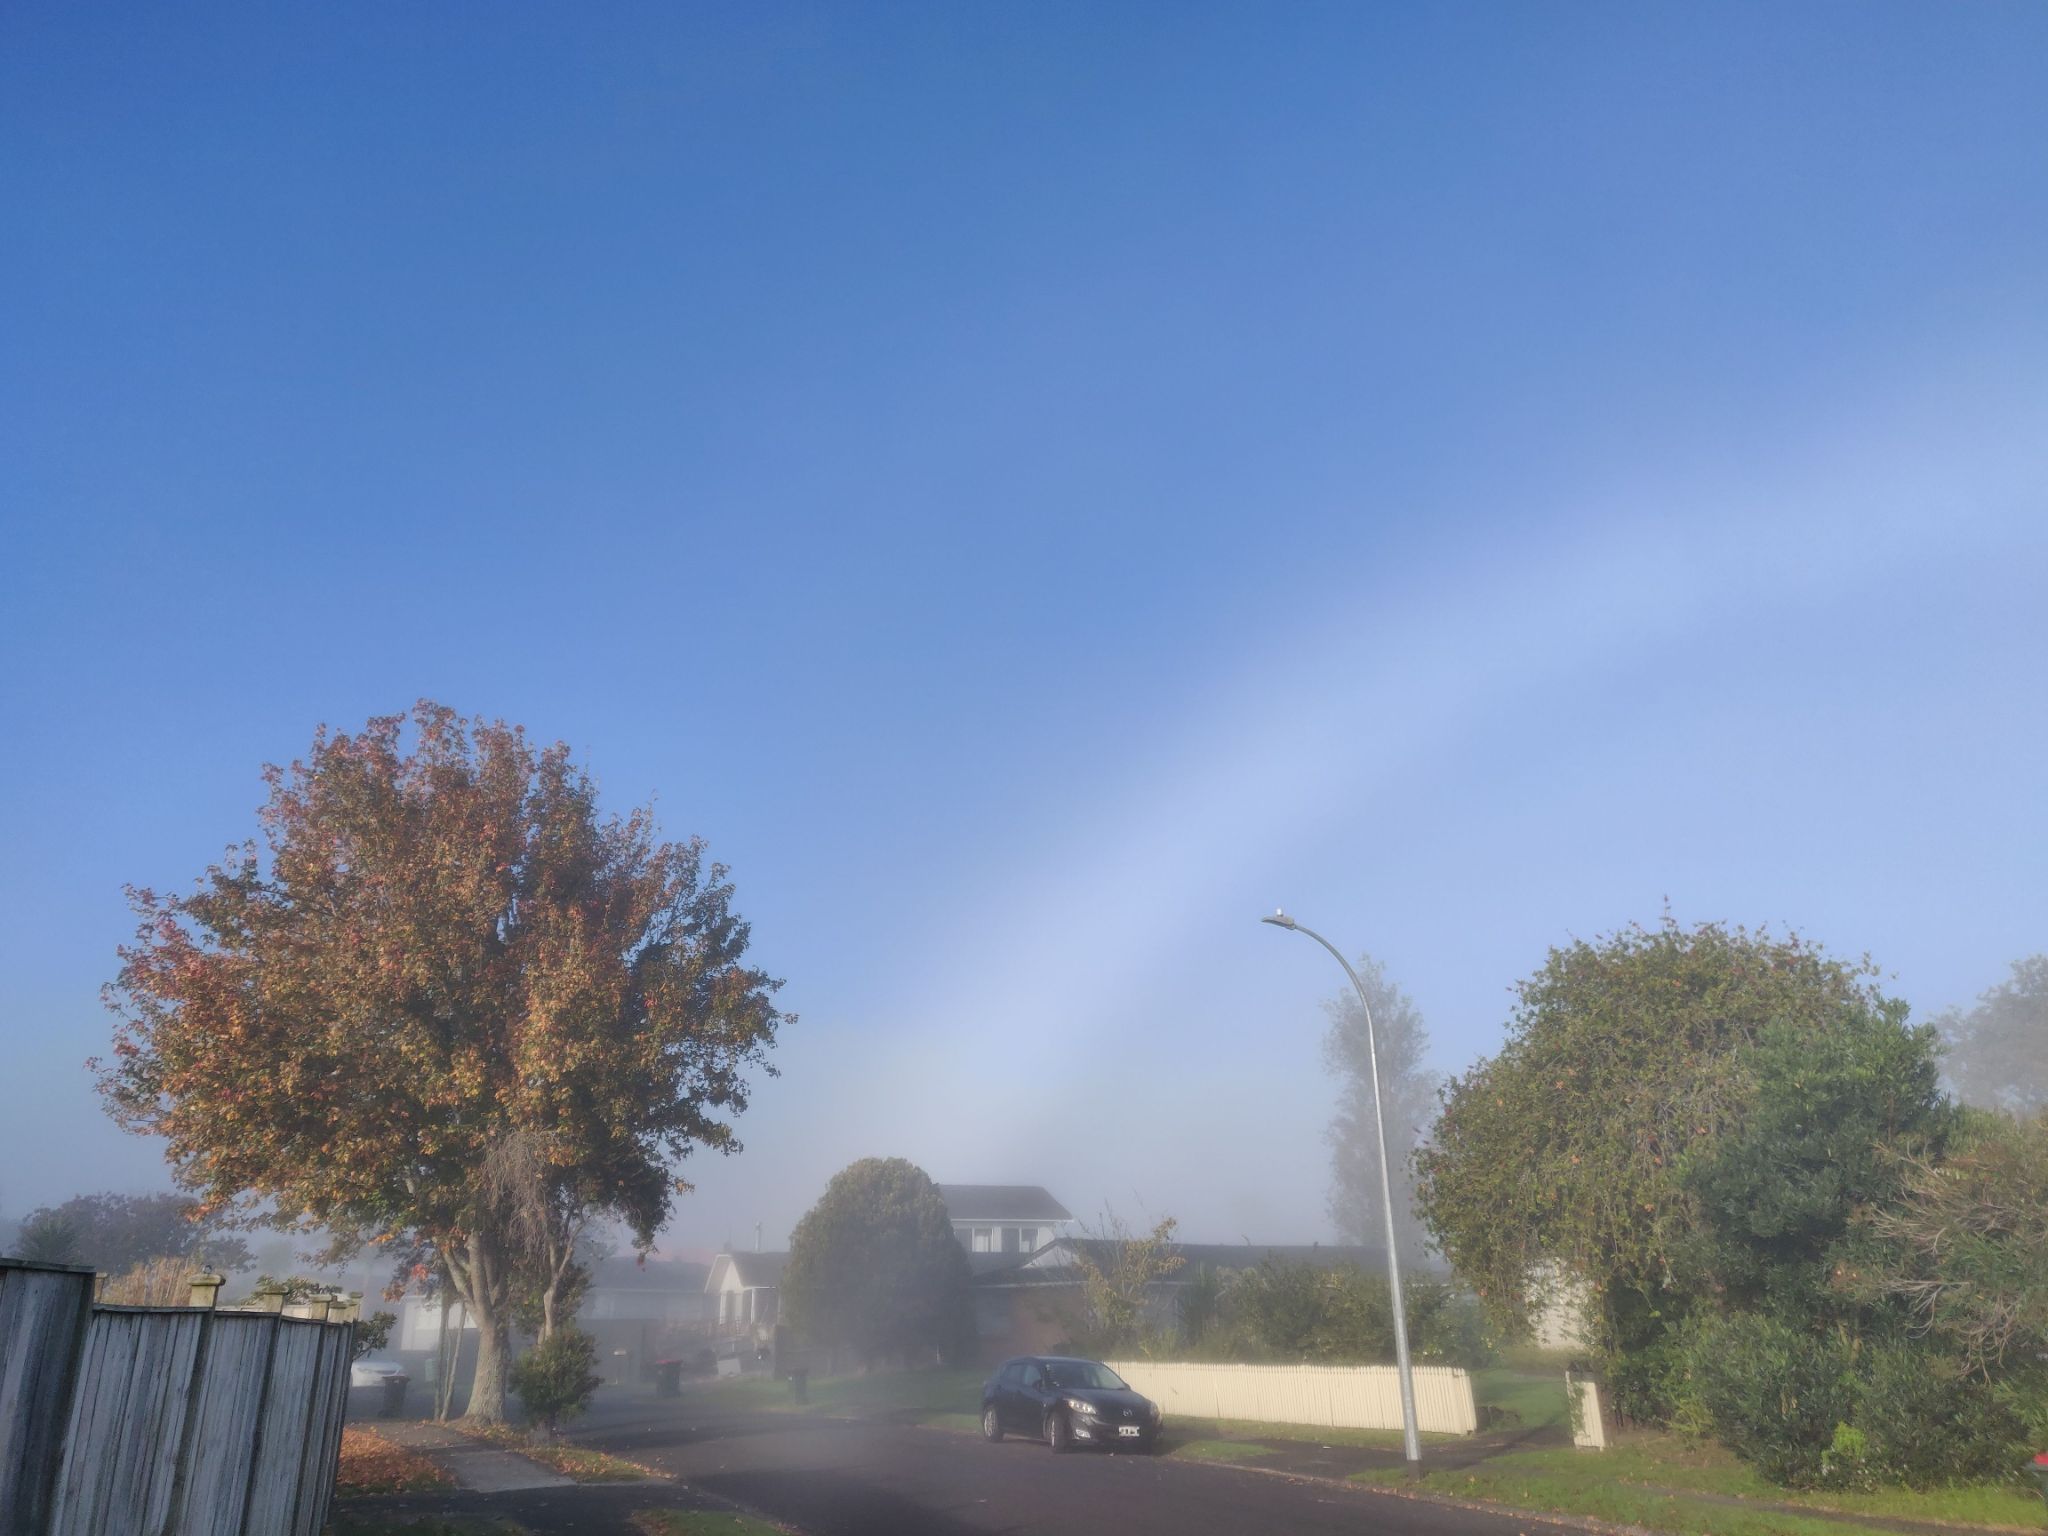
[570, 1394, 1580, 1536]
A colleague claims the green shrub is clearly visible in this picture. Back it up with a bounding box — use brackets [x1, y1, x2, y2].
[1682, 1313, 1858, 1486]
[1682, 1314, 2030, 1489]
[1411, 1289, 1499, 1369]
[509, 1327, 602, 1436]
[1183, 1262, 1493, 1369]
[1852, 1344, 2025, 1487]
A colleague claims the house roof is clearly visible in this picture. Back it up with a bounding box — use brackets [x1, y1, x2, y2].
[707, 1251, 789, 1290]
[936, 1184, 1073, 1222]
[586, 1256, 709, 1292]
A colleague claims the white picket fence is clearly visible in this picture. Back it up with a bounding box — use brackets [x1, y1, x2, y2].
[1104, 1359, 1479, 1434]
[0, 1258, 355, 1536]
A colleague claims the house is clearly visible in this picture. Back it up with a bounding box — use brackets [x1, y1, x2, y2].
[704, 1253, 782, 1376]
[691, 1183, 1072, 1369]
[580, 1255, 712, 1386]
[935, 1184, 1073, 1257]
[389, 1254, 714, 1394]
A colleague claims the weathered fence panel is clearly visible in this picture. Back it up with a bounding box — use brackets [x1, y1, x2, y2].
[1105, 1359, 1480, 1435]
[290, 1323, 353, 1536]
[0, 1260, 352, 1536]
[51, 1307, 208, 1536]
[169, 1313, 277, 1536]
[0, 1260, 97, 1534]
[243, 1320, 324, 1536]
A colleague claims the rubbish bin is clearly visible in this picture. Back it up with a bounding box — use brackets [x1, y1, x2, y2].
[654, 1359, 682, 1397]
[379, 1374, 410, 1419]
[2030, 1452, 2047, 1509]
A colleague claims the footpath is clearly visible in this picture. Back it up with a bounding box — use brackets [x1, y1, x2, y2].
[336, 1419, 766, 1536]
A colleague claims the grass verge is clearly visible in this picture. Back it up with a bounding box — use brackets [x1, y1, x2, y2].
[455, 1421, 660, 1482]
[1350, 1434, 2045, 1535]
[333, 1426, 455, 1497]
[1472, 1365, 1570, 1431]
[1165, 1438, 1276, 1463]
[628, 1511, 789, 1536]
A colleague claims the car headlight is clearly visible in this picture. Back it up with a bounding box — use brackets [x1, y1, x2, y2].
[1148, 1401, 1161, 1420]
[1064, 1396, 1098, 1416]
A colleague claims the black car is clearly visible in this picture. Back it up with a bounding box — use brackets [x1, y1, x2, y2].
[980, 1355, 1162, 1452]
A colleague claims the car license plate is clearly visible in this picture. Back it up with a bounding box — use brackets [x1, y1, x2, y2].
[1118, 1425, 1142, 1437]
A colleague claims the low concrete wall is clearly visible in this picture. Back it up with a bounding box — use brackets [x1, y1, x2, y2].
[1104, 1360, 1479, 1435]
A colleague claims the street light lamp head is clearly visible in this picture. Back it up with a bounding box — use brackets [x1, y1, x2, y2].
[1260, 911, 1297, 930]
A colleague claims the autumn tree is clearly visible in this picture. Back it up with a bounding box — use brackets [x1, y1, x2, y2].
[1320, 955, 1439, 1266]
[99, 704, 784, 1421]
[781, 1158, 973, 1366]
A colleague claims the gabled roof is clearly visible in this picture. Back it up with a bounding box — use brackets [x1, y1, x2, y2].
[587, 1256, 709, 1292]
[706, 1251, 789, 1291]
[937, 1184, 1073, 1222]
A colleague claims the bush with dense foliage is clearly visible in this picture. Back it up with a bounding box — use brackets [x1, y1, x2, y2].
[509, 1326, 602, 1437]
[1676, 1314, 2028, 1489]
[1178, 1259, 1494, 1369]
[782, 1158, 973, 1366]
[1418, 917, 2039, 1488]
[1417, 919, 1907, 1375]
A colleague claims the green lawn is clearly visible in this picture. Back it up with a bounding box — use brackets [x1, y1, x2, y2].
[1351, 1433, 2046, 1535]
[1471, 1365, 1569, 1431]
[1164, 1438, 1276, 1463]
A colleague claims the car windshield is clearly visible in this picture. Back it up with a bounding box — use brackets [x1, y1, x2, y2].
[1045, 1361, 1127, 1391]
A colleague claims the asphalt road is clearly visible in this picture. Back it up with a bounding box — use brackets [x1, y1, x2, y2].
[569, 1394, 1582, 1536]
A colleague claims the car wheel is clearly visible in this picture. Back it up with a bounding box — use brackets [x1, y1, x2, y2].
[981, 1405, 1003, 1442]
[1045, 1411, 1071, 1454]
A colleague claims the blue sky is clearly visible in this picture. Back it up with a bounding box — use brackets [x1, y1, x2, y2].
[2, 3, 2044, 1256]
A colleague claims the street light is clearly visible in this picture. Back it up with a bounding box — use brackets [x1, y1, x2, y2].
[1261, 909, 1423, 1467]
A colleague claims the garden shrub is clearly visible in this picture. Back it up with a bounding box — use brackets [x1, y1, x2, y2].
[509, 1326, 602, 1438]
[1682, 1313, 1858, 1486]
[1852, 1344, 2025, 1487]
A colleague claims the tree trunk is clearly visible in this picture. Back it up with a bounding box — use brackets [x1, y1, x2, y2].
[467, 1309, 511, 1424]
[446, 1226, 514, 1424]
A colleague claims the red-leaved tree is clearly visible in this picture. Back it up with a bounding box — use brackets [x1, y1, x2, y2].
[98, 703, 784, 1420]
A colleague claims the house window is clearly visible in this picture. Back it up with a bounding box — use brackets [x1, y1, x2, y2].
[1018, 1226, 1038, 1253]
[972, 1228, 992, 1253]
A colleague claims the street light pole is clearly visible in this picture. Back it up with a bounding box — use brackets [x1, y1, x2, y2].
[1261, 910, 1423, 1467]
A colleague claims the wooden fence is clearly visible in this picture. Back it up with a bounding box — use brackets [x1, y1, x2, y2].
[1104, 1358, 1480, 1434]
[0, 1257, 355, 1536]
